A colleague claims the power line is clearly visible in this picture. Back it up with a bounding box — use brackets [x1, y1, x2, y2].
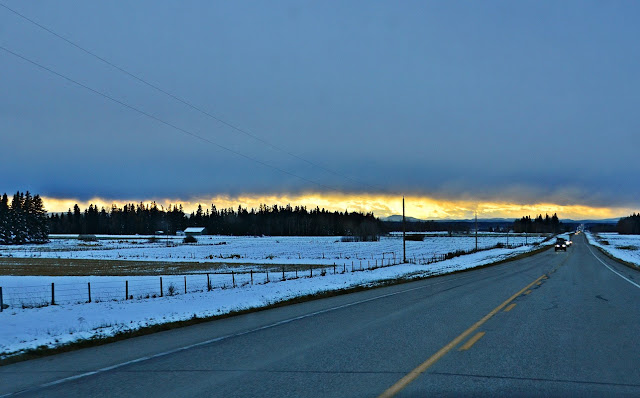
[0, 44, 340, 192]
[0, 2, 384, 192]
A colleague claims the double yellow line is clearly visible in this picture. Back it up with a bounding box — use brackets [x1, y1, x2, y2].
[378, 274, 546, 398]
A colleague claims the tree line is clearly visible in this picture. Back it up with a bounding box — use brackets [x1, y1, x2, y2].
[512, 213, 563, 233]
[48, 202, 384, 239]
[0, 191, 49, 244]
[617, 213, 640, 235]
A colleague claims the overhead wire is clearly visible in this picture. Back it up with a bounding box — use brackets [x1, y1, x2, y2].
[0, 44, 338, 192]
[0, 2, 385, 193]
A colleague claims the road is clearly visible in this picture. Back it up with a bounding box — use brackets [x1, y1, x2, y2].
[1, 233, 639, 397]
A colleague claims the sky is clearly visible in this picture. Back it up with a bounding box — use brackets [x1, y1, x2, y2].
[1, 1, 639, 220]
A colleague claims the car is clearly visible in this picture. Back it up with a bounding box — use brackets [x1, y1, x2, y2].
[555, 238, 567, 251]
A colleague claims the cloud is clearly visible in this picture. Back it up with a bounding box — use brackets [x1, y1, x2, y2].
[2, 2, 639, 215]
[41, 192, 636, 221]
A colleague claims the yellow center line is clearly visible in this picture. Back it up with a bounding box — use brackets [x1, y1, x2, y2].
[458, 331, 485, 351]
[377, 274, 546, 398]
[524, 290, 532, 295]
[503, 303, 517, 312]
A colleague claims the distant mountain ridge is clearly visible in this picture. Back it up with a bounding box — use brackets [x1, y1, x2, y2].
[381, 215, 516, 223]
[381, 215, 620, 224]
[380, 215, 425, 223]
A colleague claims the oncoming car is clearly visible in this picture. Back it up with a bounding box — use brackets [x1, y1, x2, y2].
[555, 238, 567, 251]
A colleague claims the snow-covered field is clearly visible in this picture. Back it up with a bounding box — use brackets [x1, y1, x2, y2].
[0, 233, 543, 266]
[586, 232, 640, 267]
[0, 233, 550, 359]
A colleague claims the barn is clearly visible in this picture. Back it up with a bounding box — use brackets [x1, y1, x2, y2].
[184, 227, 206, 236]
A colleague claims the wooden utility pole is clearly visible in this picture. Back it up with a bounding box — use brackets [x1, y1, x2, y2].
[475, 211, 478, 251]
[403, 196, 406, 263]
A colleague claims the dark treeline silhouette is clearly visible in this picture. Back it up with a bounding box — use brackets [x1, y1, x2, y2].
[48, 202, 384, 238]
[588, 223, 617, 233]
[513, 213, 562, 233]
[382, 220, 442, 233]
[617, 213, 640, 235]
[0, 191, 49, 244]
[382, 221, 473, 234]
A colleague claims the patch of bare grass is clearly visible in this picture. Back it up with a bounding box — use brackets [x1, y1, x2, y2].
[616, 245, 639, 251]
[0, 258, 332, 276]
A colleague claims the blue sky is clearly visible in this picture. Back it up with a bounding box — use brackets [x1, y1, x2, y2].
[1, 1, 639, 217]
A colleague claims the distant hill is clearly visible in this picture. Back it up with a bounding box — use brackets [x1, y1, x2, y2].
[381, 215, 425, 222]
[381, 215, 620, 224]
[564, 218, 619, 224]
[381, 215, 513, 223]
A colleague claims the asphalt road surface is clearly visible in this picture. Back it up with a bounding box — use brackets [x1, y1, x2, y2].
[2, 233, 639, 397]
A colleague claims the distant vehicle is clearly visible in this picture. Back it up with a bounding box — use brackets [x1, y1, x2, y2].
[555, 238, 567, 251]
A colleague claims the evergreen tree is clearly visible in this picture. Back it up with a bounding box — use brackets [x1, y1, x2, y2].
[0, 194, 9, 244]
[31, 195, 49, 243]
[10, 192, 27, 243]
[617, 213, 640, 235]
[0, 191, 49, 244]
[72, 204, 82, 234]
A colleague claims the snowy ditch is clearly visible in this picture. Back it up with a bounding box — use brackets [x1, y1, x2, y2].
[586, 232, 640, 267]
[0, 234, 550, 359]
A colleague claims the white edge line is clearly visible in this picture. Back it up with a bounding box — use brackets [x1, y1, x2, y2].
[587, 244, 640, 289]
[3, 277, 464, 397]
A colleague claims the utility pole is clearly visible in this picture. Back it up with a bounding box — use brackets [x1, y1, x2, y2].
[475, 211, 478, 252]
[403, 196, 406, 263]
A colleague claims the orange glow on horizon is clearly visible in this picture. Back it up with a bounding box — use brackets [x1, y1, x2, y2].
[40, 193, 636, 221]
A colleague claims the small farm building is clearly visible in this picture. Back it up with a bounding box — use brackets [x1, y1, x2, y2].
[184, 227, 206, 236]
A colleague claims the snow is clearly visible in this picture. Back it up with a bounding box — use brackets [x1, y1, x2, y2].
[0, 233, 551, 359]
[183, 227, 205, 234]
[0, 233, 544, 266]
[586, 232, 640, 266]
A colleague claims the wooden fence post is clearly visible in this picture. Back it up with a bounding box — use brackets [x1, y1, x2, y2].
[126, 280, 129, 300]
[232, 271, 236, 288]
[0, 287, 3, 312]
[184, 276, 187, 294]
[207, 273, 211, 291]
[88, 282, 91, 303]
[51, 282, 55, 305]
[310, 266, 312, 278]
[160, 277, 163, 297]
[282, 266, 285, 281]
[250, 270, 253, 285]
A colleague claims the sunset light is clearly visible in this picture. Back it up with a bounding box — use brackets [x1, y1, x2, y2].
[41, 193, 633, 221]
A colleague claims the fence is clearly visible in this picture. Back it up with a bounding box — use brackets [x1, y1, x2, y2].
[407, 242, 526, 265]
[0, 242, 530, 312]
[0, 258, 408, 311]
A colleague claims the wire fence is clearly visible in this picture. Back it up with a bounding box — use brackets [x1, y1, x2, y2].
[0, 243, 532, 312]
